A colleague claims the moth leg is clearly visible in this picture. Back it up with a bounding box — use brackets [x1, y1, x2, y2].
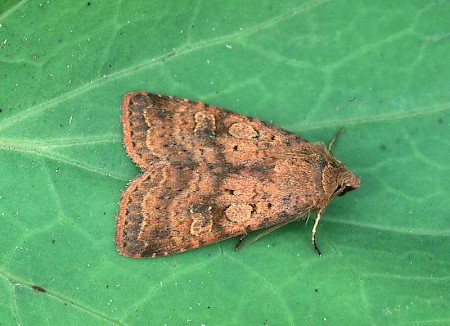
[311, 207, 326, 256]
[304, 213, 312, 225]
[234, 234, 248, 251]
[234, 218, 298, 252]
[328, 128, 344, 151]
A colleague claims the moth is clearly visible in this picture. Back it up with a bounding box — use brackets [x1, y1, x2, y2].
[116, 91, 360, 258]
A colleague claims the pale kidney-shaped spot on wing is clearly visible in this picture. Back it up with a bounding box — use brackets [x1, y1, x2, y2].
[225, 203, 253, 223]
[228, 122, 258, 139]
[189, 204, 213, 236]
[194, 111, 216, 135]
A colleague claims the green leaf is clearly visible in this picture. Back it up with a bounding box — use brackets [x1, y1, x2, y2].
[1, 0, 449, 325]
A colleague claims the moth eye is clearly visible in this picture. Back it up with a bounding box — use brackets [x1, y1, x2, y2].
[337, 184, 355, 197]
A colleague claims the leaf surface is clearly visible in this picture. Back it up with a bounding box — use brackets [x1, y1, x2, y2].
[1, 1, 449, 325]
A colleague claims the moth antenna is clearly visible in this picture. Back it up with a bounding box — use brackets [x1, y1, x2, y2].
[328, 128, 345, 151]
[312, 207, 326, 256]
[234, 234, 247, 250]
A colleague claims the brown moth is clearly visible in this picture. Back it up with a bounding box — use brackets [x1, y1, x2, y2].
[116, 91, 360, 258]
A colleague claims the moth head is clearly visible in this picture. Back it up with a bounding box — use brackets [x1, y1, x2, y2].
[322, 159, 360, 199]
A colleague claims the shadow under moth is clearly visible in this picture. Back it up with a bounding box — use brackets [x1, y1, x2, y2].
[116, 91, 360, 258]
